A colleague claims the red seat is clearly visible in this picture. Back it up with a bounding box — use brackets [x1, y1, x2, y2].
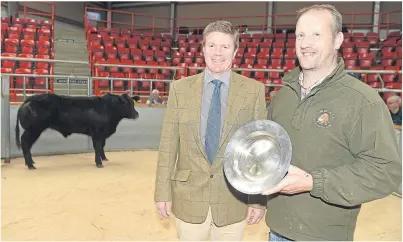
[93, 58, 107, 73]
[143, 50, 155, 62]
[128, 38, 139, 49]
[15, 68, 32, 86]
[285, 48, 296, 58]
[271, 48, 283, 59]
[105, 46, 117, 60]
[284, 59, 296, 66]
[155, 51, 166, 63]
[343, 53, 357, 67]
[115, 37, 127, 49]
[283, 63, 296, 73]
[23, 28, 36, 40]
[368, 82, 381, 88]
[7, 26, 21, 39]
[110, 72, 125, 89]
[385, 82, 401, 90]
[1, 67, 13, 73]
[240, 64, 253, 77]
[130, 48, 143, 61]
[18, 54, 34, 69]
[183, 52, 194, 64]
[286, 39, 295, 48]
[271, 59, 282, 66]
[356, 42, 369, 54]
[272, 42, 284, 48]
[175, 63, 188, 77]
[159, 62, 172, 76]
[366, 66, 383, 83]
[195, 52, 204, 64]
[153, 73, 165, 89]
[121, 60, 133, 73]
[382, 66, 399, 83]
[134, 60, 147, 74]
[243, 53, 256, 65]
[189, 43, 200, 53]
[146, 61, 159, 74]
[140, 73, 152, 89]
[342, 42, 354, 54]
[139, 40, 150, 51]
[21, 39, 35, 54]
[1, 52, 17, 69]
[33, 69, 49, 87]
[107, 59, 120, 73]
[4, 38, 19, 53]
[95, 71, 109, 88]
[188, 63, 201, 76]
[172, 51, 182, 65]
[254, 64, 267, 79]
[126, 72, 138, 89]
[358, 53, 373, 68]
[36, 40, 50, 55]
[118, 47, 130, 60]
[150, 39, 162, 49]
[121, 29, 132, 38]
[366, 32, 379, 46]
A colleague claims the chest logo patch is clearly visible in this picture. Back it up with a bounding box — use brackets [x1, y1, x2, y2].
[314, 109, 335, 128]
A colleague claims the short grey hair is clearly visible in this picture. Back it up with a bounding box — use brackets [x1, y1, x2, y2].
[387, 95, 401, 104]
[296, 4, 342, 38]
[202, 20, 239, 50]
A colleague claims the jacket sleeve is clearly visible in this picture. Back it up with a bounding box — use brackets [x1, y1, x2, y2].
[310, 101, 402, 207]
[248, 83, 269, 209]
[154, 83, 180, 202]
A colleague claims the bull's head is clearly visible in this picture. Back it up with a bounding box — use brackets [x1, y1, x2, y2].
[117, 93, 140, 120]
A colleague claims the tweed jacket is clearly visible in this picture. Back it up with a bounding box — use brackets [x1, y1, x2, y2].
[154, 70, 267, 227]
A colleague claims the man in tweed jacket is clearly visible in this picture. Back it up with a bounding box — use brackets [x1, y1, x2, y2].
[154, 20, 267, 240]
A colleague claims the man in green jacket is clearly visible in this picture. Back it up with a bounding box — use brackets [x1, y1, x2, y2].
[263, 4, 402, 241]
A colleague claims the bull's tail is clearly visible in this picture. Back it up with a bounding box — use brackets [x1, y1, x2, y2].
[15, 110, 21, 150]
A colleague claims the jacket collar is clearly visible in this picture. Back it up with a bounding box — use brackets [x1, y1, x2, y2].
[283, 57, 347, 94]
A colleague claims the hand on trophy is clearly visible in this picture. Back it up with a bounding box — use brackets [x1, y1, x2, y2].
[261, 165, 313, 196]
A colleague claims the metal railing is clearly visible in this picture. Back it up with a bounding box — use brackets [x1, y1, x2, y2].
[2, 56, 402, 102]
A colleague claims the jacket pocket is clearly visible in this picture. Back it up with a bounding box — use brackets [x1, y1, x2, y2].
[171, 169, 190, 181]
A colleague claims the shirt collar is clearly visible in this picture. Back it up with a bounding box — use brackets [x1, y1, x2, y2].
[298, 71, 329, 90]
[204, 68, 231, 88]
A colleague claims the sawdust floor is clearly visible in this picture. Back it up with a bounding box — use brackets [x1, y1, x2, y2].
[1, 151, 401, 241]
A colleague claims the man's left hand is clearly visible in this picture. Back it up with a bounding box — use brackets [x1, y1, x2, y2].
[246, 207, 265, 224]
[261, 165, 313, 196]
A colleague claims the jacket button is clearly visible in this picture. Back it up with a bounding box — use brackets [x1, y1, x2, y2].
[210, 175, 214, 178]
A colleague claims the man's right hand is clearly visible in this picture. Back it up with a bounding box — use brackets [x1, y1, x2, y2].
[156, 201, 172, 218]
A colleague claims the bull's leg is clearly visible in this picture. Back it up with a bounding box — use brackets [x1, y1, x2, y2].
[92, 137, 103, 168]
[101, 138, 108, 161]
[21, 129, 42, 170]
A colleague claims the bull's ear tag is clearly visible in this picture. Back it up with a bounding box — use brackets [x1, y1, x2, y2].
[133, 99, 136, 107]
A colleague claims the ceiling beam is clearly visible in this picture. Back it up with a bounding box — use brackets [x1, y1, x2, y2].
[112, 2, 170, 9]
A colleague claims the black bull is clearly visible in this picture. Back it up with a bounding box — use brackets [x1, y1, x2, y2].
[15, 93, 140, 169]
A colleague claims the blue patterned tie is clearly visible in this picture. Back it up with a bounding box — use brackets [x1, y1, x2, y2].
[205, 79, 222, 164]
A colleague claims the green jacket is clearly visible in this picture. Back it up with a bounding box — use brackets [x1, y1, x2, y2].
[266, 58, 402, 241]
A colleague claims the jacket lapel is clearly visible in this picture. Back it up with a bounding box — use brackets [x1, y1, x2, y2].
[217, 72, 246, 156]
[186, 72, 209, 161]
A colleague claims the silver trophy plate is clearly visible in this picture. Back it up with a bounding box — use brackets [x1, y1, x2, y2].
[223, 120, 292, 194]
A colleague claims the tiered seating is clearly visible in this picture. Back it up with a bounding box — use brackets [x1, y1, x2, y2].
[352, 31, 403, 93]
[85, 24, 402, 100]
[1, 17, 54, 93]
[86, 26, 173, 92]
